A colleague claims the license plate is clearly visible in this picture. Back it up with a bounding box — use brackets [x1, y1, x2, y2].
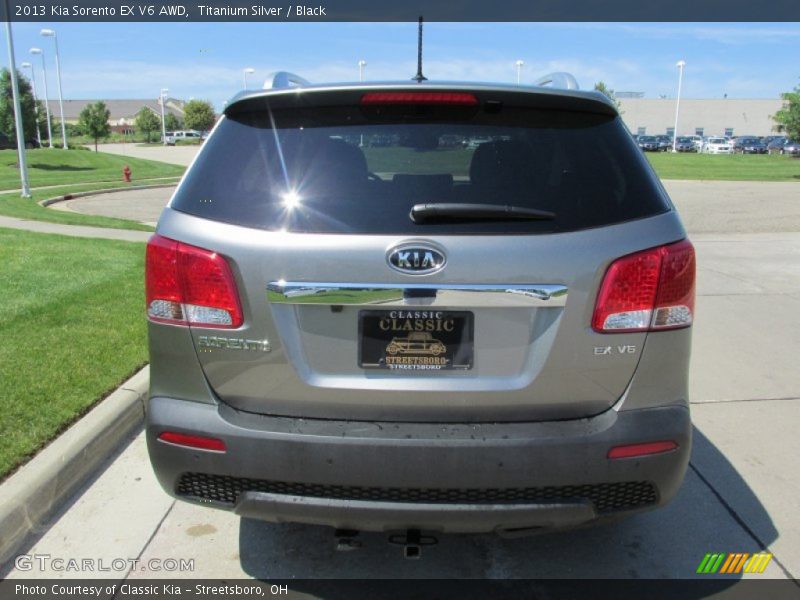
[359, 310, 473, 370]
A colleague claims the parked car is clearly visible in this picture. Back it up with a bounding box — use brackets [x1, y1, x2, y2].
[636, 135, 662, 152]
[163, 130, 202, 145]
[145, 72, 695, 536]
[767, 138, 787, 154]
[686, 135, 703, 151]
[0, 132, 40, 149]
[740, 139, 768, 154]
[763, 135, 785, 147]
[655, 135, 672, 151]
[781, 140, 800, 155]
[464, 136, 492, 149]
[733, 136, 760, 153]
[702, 137, 733, 154]
[674, 136, 697, 153]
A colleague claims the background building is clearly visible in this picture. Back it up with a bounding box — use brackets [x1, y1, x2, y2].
[44, 97, 185, 134]
[618, 98, 784, 138]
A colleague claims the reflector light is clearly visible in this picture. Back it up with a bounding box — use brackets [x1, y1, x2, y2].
[146, 234, 243, 328]
[608, 440, 678, 459]
[592, 240, 695, 333]
[360, 92, 479, 106]
[158, 431, 226, 452]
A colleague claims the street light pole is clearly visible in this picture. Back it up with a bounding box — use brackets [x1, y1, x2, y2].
[243, 67, 254, 89]
[20, 61, 42, 147]
[30, 47, 53, 148]
[4, 21, 31, 197]
[672, 60, 686, 153]
[515, 60, 524, 85]
[40, 29, 67, 149]
[159, 88, 168, 144]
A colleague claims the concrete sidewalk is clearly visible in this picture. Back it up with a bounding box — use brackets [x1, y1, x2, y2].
[2, 232, 798, 581]
[0, 215, 151, 243]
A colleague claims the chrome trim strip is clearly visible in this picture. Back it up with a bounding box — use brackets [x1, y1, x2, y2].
[267, 282, 568, 308]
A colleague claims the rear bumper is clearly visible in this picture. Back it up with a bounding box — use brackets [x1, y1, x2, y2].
[146, 398, 691, 534]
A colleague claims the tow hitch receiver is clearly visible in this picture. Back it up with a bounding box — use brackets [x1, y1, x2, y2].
[334, 529, 362, 552]
[388, 529, 438, 559]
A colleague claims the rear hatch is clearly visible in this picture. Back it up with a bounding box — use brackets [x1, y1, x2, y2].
[158, 84, 684, 422]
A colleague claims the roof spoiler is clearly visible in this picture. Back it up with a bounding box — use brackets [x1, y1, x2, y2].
[262, 71, 310, 90]
[257, 70, 580, 92]
[533, 72, 580, 91]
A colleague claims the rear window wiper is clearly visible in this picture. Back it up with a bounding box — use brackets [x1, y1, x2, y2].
[410, 203, 556, 224]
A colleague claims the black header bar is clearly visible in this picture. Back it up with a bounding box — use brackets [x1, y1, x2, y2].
[2, 0, 799, 22]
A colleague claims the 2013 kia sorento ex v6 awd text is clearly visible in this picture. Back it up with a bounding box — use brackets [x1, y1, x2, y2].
[145, 72, 695, 536]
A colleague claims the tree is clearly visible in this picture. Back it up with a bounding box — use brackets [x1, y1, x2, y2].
[78, 101, 111, 152]
[0, 68, 39, 145]
[773, 83, 800, 141]
[183, 100, 216, 133]
[135, 107, 161, 143]
[63, 122, 83, 137]
[164, 112, 182, 131]
[594, 81, 622, 112]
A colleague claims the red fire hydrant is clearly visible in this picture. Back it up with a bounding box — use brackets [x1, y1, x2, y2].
[123, 165, 131, 183]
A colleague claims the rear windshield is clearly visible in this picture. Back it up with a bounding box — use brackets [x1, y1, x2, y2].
[171, 104, 669, 234]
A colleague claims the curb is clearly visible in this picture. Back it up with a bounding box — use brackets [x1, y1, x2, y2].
[0, 366, 149, 565]
[39, 183, 177, 208]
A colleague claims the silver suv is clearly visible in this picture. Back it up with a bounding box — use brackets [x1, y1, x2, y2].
[145, 72, 695, 536]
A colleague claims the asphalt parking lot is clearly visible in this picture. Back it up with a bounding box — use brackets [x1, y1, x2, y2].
[2, 170, 800, 585]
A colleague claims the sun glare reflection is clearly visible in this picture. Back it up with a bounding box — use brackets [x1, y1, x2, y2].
[282, 190, 301, 209]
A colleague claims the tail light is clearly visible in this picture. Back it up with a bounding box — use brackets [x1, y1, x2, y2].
[146, 234, 243, 328]
[592, 240, 695, 333]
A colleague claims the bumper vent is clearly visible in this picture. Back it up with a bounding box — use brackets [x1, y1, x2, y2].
[176, 473, 657, 514]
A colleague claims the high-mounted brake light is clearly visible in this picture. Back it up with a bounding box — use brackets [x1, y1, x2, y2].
[158, 431, 226, 452]
[146, 234, 243, 328]
[592, 240, 695, 333]
[360, 92, 479, 106]
[608, 440, 678, 459]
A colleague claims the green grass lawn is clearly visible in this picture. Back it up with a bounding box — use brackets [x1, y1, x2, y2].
[645, 153, 800, 181]
[0, 180, 179, 231]
[0, 228, 147, 479]
[69, 133, 155, 145]
[0, 148, 184, 190]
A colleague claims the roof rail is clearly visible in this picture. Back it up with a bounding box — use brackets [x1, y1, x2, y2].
[533, 72, 580, 91]
[262, 71, 310, 90]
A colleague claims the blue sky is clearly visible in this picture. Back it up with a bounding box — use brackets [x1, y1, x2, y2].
[3, 22, 799, 109]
